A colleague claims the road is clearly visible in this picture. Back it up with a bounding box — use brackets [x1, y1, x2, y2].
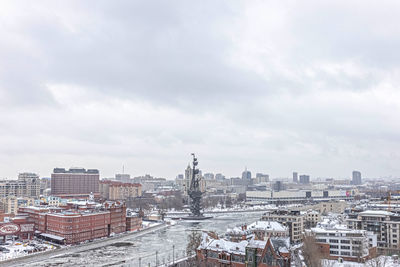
[1, 223, 168, 267]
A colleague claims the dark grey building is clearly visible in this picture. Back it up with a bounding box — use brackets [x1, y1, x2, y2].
[242, 168, 252, 180]
[293, 172, 298, 183]
[273, 181, 285, 191]
[299, 175, 310, 184]
[51, 167, 99, 196]
[352, 171, 362, 185]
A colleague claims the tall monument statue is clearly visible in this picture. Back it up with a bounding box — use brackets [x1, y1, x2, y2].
[188, 153, 203, 217]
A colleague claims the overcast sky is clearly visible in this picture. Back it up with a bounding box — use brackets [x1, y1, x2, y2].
[1, 1, 400, 180]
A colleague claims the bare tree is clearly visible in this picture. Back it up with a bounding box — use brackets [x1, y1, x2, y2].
[186, 231, 202, 267]
[366, 255, 388, 267]
[186, 231, 202, 256]
[302, 235, 323, 267]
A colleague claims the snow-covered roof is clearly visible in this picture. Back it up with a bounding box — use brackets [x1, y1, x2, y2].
[248, 239, 267, 249]
[200, 236, 248, 255]
[359, 210, 395, 216]
[248, 221, 288, 232]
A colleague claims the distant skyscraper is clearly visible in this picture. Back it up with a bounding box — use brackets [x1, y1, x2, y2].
[299, 175, 310, 184]
[352, 171, 362, 185]
[184, 165, 192, 196]
[176, 174, 184, 180]
[51, 168, 99, 196]
[293, 172, 298, 183]
[242, 168, 252, 180]
[256, 173, 269, 183]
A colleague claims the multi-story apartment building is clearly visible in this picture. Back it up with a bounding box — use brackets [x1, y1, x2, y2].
[347, 210, 400, 252]
[0, 173, 40, 199]
[311, 221, 377, 262]
[261, 210, 304, 243]
[18, 173, 40, 198]
[0, 196, 35, 214]
[51, 168, 99, 197]
[303, 210, 321, 228]
[99, 180, 142, 200]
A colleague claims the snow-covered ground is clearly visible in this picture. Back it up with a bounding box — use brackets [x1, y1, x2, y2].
[142, 220, 163, 228]
[322, 256, 399, 267]
[0, 240, 56, 261]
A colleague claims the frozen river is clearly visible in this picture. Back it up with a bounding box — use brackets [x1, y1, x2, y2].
[20, 211, 265, 267]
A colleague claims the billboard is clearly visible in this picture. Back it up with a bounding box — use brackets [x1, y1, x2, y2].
[0, 223, 20, 235]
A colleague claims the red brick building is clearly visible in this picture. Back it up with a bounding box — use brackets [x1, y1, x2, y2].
[197, 233, 291, 267]
[0, 217, 35, 241]
[18, 202, 127, 244]
[51, 168, 99, 197]
[126, 213, 142, 232]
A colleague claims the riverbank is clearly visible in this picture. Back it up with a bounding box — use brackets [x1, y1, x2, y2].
[166, 208, 273, 217]
[1, 222, 169, 267]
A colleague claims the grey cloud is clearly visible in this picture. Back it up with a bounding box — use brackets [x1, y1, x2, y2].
[0, 1, 400, 178]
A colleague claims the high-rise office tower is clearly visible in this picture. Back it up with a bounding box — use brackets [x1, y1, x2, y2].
[256, 173, 269, 183]
[242, 168, 252, 180]
[51, 168, 99, 196]
[299, 175, 310, 184]
[352, 171, 362, 185]
[293, 172, 298, 183]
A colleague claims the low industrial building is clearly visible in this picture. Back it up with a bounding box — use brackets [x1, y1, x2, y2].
[18, 201, 127, 244]
[247, 190, 354, 204]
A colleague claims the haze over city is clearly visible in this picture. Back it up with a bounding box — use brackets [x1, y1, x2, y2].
[1, 1, 400, 179]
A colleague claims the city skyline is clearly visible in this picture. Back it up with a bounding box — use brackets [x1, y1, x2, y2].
[1, 1, 400, 179]
[1, 165, 392, 182]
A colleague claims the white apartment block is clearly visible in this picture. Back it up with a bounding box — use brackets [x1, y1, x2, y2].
[311, 225, 377, 262]
[347, 210, 400, 251]
[261, 210, 304, 243]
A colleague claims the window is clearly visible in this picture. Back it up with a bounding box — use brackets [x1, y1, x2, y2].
[341, 251, 350, 256]
[232, 254, 244, 263]
[330, 250, 339, 255]
[394, 240, 398, 243]
[330, 239, 339, 243]
[330, 245, 338, 249]
[340, 240, 350, 244]
[207, 251, 218, 258]
[340, 246, 350, 250]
